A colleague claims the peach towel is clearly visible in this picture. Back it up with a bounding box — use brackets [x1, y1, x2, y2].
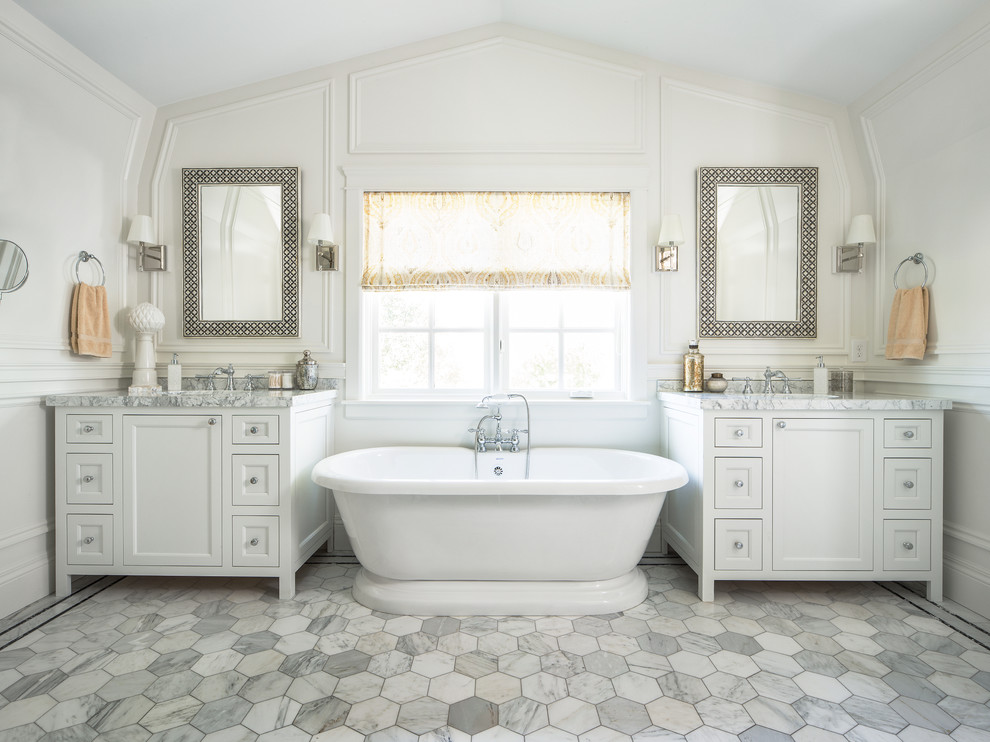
[885, 286, 929, 360]
[70, 282, 112, 358]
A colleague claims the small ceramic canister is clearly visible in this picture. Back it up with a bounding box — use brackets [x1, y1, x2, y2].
[706, 372, 728, 393]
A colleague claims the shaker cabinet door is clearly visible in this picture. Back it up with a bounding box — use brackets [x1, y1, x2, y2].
[122, 415, 222, 566]
[772, 417, 874, 571]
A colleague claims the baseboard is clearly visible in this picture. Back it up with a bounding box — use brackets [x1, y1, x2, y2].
[944, 552, 990, 619]
[0, 556, 52, 619]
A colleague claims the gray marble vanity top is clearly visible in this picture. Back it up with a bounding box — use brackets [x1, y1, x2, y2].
[46, 389, 338, 408]
[658, 390, 951, 411]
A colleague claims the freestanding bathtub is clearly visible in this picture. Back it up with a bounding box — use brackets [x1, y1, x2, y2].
[311, 446, 688, 615]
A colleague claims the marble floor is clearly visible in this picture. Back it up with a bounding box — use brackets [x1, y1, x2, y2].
[2, 557, 990, 741]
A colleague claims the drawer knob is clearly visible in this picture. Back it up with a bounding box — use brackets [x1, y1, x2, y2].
[734, 429, 745, 438]
[249, 426, 259, 434]
[83, 536, 95, 545]
[903, 480, 915, 489]
[83, 425, 94, 433]
[733, 541, 744, 550]
[904, 430, 915, 439]
[734, 480, 745, 488]
[83, 475, 95, 483]
[249, 477, 259, 485]
[249, 538, 260, 547]
[208, 418, 217, 425]
[776, 421, 787, 429]
[903, 541, 915, 551]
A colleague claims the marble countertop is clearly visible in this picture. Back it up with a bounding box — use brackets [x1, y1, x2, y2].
[46, 389, 338, 408]
[658, 391, 952, 411]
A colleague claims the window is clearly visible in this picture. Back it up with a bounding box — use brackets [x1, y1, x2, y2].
[362, 192, 630, 399]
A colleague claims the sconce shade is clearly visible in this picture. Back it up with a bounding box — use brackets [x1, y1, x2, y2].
[127, 215, 155, 245]
[846, 214, 876, 245]
[657, 214, 685, 245]
[307, 213, 335, 244]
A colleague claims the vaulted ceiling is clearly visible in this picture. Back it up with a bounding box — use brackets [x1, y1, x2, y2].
[13, 0, 988, 106]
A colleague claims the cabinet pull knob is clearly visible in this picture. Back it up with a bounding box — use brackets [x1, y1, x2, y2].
[903, 480, 915, 489]
[776, 421, 787, 429]
[249, 426, 259, 434]
[83, 536, 95, 545]
[733, 541, 744, 550]
[83, 475, 95, 483]
[249, 477, 259, 485]
[734, 480, 745, 488]
[249, 538, 260, 547]
[208, 418, 217, 425]
[734, 429, 745, 438]
[904, 430, 915, 439]
[903, 541, 915, 550]
[83, 425, 94, 433]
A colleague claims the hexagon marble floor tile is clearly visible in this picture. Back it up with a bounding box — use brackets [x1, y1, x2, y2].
[2, 556, 990, 741]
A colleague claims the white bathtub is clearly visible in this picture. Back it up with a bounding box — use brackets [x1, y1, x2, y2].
[311, 446, 688, 615]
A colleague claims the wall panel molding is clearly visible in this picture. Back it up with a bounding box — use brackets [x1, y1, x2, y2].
[350, 37, 645, 154]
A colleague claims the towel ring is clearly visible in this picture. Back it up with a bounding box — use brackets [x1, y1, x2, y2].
[74, 251, 105, 286]
[893, 252, 928, 289]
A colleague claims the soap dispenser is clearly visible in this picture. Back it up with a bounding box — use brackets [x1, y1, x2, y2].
[167, 353, 182, 392]
[814, 355, 828, 395]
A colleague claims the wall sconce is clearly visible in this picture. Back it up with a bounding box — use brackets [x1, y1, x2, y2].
[655, 214, 684, 271]
[126, 216, 167, 271]
[309, 213, 338, 271]
[833, 214, 876, 274]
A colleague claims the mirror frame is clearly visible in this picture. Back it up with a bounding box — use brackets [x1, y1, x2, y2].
[181, 166, 300, 337]
[698, 166, 818, 338]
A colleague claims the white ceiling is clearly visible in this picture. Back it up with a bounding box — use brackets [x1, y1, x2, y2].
[13, 0, 989, 106]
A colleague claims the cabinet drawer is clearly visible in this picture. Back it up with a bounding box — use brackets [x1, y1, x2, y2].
[66, 454, 114, 505]
[714, 519, 763, 570]
[232, 455, 280, 506]
[883, 520, 931, 571]
[232, 516, 279, 567]
[66, 514, 113, 565]
[883, 458, 932, 510]
[66, 414, 113, 444]
[714, 458, 763, 509]
[883, 419, 932, 448]
[714, 418, 763, 448]
[233, 415, 279, 444]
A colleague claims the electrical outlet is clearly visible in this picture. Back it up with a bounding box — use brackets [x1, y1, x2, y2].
[851, 339, 867, 363]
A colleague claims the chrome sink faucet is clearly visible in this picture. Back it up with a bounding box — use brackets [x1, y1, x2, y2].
[211, 363, 235, 391]
[762, 367, 794, 394]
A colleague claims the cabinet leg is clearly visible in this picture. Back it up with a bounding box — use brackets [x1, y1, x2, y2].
[926, 578, 943, 604]
[699, 575, 714, 602]
[55, 569, 72, 598]
[279, 572, 296, 601]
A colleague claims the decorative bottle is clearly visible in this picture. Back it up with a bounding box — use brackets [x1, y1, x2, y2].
[683, 341, 704, 392]
[294, 349, 319, 390]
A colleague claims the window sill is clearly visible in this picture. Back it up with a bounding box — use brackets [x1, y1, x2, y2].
[341, 398, 650, 421]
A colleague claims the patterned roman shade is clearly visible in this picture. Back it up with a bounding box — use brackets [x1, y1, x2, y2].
[362, 192, 630, 291]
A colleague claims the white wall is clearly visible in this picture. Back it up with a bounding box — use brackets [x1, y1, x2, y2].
[140, 22, 865, 425]
[851, 8, 990, 616]
[0, 1, 153, 613]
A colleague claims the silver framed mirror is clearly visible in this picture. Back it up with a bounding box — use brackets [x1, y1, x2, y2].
[0, 239, 29, 304]
[698, 166, 817, 338]
[181, 166, 300, 337]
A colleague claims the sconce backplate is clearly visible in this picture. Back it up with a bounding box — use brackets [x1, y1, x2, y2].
[833, 245, 863, 274]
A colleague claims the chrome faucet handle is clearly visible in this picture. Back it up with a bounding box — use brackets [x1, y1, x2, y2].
[731, 377, 753, 394]
[244, 374, 266, 392]
[195, 373, 216, 391]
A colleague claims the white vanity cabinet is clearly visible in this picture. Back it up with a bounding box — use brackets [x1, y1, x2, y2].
[659, 393, 948, 602]
[51, 391, 336, 599]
